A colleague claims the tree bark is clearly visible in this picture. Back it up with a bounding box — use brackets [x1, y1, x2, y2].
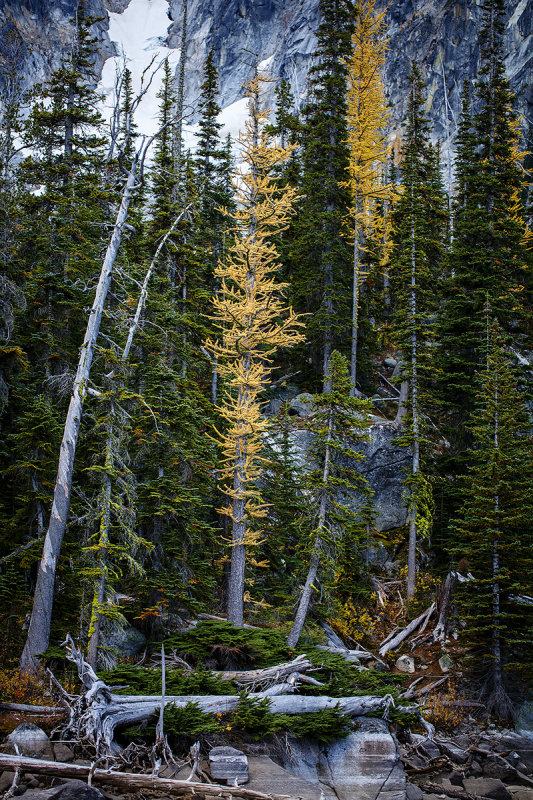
[20, 156, 140, 671]
[407, 177, 419, 604]
[288, 410, 333, 648]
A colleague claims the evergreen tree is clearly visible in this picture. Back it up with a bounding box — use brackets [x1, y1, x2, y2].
[390, 65, 447, 601]
[287, 350, 374, 647]
[453, 321, 533, 719]
[290, 0, 355, 389]
[437, 0, 532, 435]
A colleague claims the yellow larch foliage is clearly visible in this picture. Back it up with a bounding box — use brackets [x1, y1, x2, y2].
[345, 0, 392, 227]
[204, 72, 305, 624]
[344, 0, 396, 386]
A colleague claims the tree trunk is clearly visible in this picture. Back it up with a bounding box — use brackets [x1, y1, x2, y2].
[407, 183, 419, 604]
[288, 411, 333, 648]
[20, 157, 140, 671]
[350, 211, 360, 396]
[227, 428, 247, 626]
[0, 755, 283, 800]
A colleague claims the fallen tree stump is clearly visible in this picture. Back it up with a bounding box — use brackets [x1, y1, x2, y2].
[0, 754, 288, 800]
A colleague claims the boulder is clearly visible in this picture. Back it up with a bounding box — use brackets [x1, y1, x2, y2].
[463, 777, 513, 800]
[516, 702, 533, 743]
[497, 736, 533, 772]
[438, 654, 454, 673]
[102, 623, 146, 660]
[52, 744, 75, 763]
[383, 356, 398, 369]
[209, 746, 248, 786]
[507, 788, 533, 800]
[0, 772, 15, 792]
[3, 724, 54, 760]
[319, 718, 406, 800]
[289, 393, 315, 417]
[407, 784, 424, 800]
[247, 756, 321, 800]
[438, 740, 469, 764]
[396, 655, 415, 674]
[483, 755, 517, 782]
[22, 781, 104, 800]
[410, 735, 441, 761]
[276, 718, 406, 800]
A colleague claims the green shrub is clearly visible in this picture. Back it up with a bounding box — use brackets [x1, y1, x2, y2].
[100, 664, 236, 696]
[230, 693, 351, 743]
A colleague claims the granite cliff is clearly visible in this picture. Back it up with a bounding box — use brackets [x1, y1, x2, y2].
[1, 0, 531, 149]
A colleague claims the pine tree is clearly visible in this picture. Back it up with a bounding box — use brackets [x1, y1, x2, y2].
[437, 0, 532, 430]
[205, 72, 304, 627]
[290, 0, 355, 389]
[287, 350, 374, 648]
[390, 65, 447, 601]
[345, 0, 392, 394]
[453, 320, 533, 719]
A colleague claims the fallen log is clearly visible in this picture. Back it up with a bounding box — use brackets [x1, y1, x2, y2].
[0, 703, 64, 714]
[0, 754, 287, 800]
[59, 634, 430, 751]
[217, 654, 314, 686]
[314, 646, 372, 661]
[379, 604, 436, 657]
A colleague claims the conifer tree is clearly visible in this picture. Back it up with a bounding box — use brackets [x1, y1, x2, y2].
[345, 0, 391, 394]
[390, 65, 447, 601]
[453, 321, 533, 719]
[205, 73, 304, 627]
[287, 351, 373, 648]
[290, 0, 354, 389]
[437, 0, 532, 432]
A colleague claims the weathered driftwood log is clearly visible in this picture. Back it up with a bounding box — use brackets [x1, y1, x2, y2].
[379, 604, 436, 656]
[0, 755, 286, 800]
[314, 645, 372, 661]
[0, 703, 64, 714]
[217, 654, 314, 686]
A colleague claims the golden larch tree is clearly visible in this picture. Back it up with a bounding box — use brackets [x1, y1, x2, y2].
[345, 0, 392, 393]
[205, 72, 304, 626]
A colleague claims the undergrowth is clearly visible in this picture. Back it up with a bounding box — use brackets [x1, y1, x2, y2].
[100, 664, 236, 696]
[122, 695, 351, 745]
[103, 620, 406, 701]
[160, 620, 301, 669]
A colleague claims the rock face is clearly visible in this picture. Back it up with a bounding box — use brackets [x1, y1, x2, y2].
[287, 419, 409, 532]
[0, 0, 114, 95]
[278, 718, 406, 800]
[2, 0, 531, 150]
[102, 622, 146, 661]
[516, 701, 533, 742]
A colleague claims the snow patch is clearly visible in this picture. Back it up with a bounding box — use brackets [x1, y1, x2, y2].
[99, 0, 181, 140]
[258, 54, 275, 72]
[218, 97, 250, 148]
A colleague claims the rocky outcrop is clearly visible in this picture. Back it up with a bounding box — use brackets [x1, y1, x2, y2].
[0, 0, 114, 94]
[285, 408, 409, 532]
[3, 0, 531, 151]
[277, 718, 406, 800]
